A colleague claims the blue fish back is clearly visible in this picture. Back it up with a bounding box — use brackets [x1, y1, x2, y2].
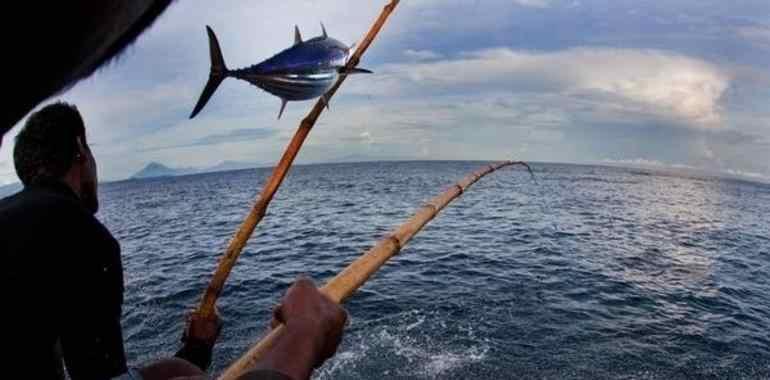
[252, 37, 348, 74]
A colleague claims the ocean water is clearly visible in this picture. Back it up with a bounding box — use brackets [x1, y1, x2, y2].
[98, 161, 770, 379]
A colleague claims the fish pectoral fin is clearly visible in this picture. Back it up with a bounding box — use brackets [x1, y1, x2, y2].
[321, 95, 331, 110]
[321, 22, 328, 38]
[294, 25, 302, 45]
[337, 67, 374, 75]
[278, 98, 288, 120]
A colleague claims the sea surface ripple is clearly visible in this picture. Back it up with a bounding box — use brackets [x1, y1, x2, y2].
[98, 162, 770, 379]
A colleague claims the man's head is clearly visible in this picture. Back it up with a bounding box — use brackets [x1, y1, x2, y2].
[14, 102, 99, 214]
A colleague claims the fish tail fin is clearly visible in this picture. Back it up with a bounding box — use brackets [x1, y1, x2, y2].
[190, 26, 230, 119]
[206, 25, 228, 74]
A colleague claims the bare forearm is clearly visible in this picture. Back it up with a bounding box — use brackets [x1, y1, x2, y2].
[250, 324, 323, 380]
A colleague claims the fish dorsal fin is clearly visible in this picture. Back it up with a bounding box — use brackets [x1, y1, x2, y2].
[294, 25, 302, 45]
[320, 22, 328, 38]
[278, 98, 288, 119]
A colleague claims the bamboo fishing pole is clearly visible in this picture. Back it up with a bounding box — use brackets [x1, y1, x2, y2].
[218, 160, 534, 380]
[188, 0, 401, 331]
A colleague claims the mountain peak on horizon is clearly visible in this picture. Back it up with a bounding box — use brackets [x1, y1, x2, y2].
[142, 161, 170, 170]
[129, 160, 265, 180]
[131, 162, 196, 179]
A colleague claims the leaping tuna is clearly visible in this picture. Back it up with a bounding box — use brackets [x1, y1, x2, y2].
[189, 24, 372, 120]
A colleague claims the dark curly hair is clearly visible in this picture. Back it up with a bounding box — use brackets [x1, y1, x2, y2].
[14, 102, 86, 186]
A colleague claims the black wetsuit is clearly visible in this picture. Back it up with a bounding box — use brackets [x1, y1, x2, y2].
[1, 181, 126, 379]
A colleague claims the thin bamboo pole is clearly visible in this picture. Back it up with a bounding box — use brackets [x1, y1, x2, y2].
[194, 0, 401, 319]
[217, 161, 534, 380]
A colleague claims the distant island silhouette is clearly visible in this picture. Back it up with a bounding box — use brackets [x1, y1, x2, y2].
[129, 154, 416, 180]
[130, 161, 266, 179]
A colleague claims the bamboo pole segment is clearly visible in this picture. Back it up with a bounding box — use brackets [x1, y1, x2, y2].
[217, 161, 534, 380]
[193, 0, 401, 320]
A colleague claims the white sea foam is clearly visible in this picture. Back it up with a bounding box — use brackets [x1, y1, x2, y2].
[316, 310, 490, 379]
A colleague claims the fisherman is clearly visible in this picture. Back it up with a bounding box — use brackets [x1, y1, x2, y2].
[0, 102, 347, 380]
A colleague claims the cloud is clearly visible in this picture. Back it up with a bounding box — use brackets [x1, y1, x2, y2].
[413, 0, 553, 9]
[194, 128, 277, 145]
[63, 79, 199, 146]
[599, 158, 696, 170]
[0, 178, 15, 187]
[358, 131, 375, 145]
[353, 47, 730, 128]
[0, 164, 13, 186]
[140, 128, 278, 152]
[3, 0, 768, 183]
[736, 25, 770, 47]
[403, 49, 443, 61]
[512, 0, 553, 8]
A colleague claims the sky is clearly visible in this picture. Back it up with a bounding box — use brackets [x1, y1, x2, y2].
[2, 0, 770, 184]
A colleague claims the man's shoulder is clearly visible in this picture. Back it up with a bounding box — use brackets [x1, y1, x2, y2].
[0, 185, 120, 276]
[0, 186, 84, 221]
[0, 186, 101, 251]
